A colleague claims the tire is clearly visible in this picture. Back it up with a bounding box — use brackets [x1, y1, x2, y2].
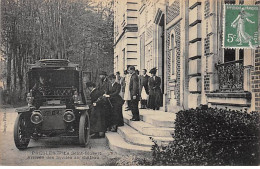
[79, 112, 90, 147]
[14, 114, 30, 150]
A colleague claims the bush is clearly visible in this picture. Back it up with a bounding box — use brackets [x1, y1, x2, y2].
[152, 106, 260, 165]
[115, 155, 151, 166]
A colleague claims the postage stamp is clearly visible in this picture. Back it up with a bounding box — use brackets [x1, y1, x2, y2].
[223, 5, 259, 49]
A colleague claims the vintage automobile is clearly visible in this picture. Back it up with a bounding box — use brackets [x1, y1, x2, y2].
[14, 59, 90, 150]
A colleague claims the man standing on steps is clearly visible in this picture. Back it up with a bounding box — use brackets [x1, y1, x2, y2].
[128, 66, 140, 121]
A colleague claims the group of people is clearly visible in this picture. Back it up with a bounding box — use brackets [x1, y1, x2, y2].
[86, 66, 162, 139]
[86, 73, 124, 138]
[121, 67, 163, 112]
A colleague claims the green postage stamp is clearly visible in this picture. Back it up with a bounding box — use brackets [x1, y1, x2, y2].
[223, 5, 259, 49]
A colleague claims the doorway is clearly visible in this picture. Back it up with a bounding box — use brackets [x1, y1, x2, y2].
[158, 14, 165, 94]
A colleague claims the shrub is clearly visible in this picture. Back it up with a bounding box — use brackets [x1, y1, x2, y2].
[152, 106, 260, 165]
[115, 155, 151, 166]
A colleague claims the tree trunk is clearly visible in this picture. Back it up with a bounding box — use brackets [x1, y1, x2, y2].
[6, 44, 11, 93]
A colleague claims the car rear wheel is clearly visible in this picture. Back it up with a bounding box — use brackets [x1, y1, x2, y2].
[14, 114, 30, 150]
[79, 112, 90, 147]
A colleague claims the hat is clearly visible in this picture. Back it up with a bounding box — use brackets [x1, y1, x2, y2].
[108, 74, 116, 79]
[149, 67, 157, 74]
[99, 71, 107, 76]
[128, 65, 135, 71]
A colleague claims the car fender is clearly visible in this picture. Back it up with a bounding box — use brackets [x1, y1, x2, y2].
[15, 106, 35, 114]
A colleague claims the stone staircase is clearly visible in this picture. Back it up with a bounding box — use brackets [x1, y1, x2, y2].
[105, 109, 176, 158]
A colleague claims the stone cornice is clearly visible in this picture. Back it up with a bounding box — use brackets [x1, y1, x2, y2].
[114, 24, 138, 47]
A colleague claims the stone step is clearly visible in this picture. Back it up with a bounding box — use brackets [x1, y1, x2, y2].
[117, 125, 153, 147]
[124, 109, 176, 128]
[123, 112, 174, 137]
[138, 109, 176, 128]
[105, 132, 152, 157]
[117, 125, 174, 147]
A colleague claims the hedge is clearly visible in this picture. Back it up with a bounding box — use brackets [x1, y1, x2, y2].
[151, 106, 260, 165]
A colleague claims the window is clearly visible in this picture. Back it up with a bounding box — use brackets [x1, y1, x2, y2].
[169, 30, 177, 79]
[239, 49, 244, 60]
[224, 49, 244, 62]
[224, 0, 235, 4]
[122, 49, 125, 71]
[218, 49, 244, 92]
[171, 34, 175, 75]
[224, 49, 235, 62]
[115, 55, 118, 72]
[140, 33, 145, 70]
[239, 0, 244, 4]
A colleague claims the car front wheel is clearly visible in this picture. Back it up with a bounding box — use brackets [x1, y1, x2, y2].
[14, 113, 30, 150]
[79, 112, 90, 147]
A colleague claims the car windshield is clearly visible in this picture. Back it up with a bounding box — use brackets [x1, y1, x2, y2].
[29, 69, 79, 92]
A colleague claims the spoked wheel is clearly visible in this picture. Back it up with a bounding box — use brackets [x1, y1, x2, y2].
[79, 112, 90, 147]
[14, 114, 30, 150]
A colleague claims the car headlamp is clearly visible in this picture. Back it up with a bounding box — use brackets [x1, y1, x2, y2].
[63, 110, 75, 123]
[31, 110, 43, 124]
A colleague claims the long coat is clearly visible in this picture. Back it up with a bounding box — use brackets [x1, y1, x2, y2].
[108, 82, 124, 127]
[123, 74, 131, 101]
[119, 76, 126, 98]
[129, 73, 140, 100]
[89, 88, 107, 133]
[147, 76, 163, 109]
[120, 76, 126, 92]
[96, 77, 112, 127]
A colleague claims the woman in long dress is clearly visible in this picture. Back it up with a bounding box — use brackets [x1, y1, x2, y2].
[86, 82, 106, 138]
[107, 74, 124, 132]
[147, 68, 163, 110]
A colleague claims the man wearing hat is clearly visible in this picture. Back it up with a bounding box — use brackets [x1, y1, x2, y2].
[128, 66, 140, 121]
[97, 71, 110, 94]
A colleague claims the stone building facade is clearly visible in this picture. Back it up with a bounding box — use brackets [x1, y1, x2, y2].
[113, 0, 259, 112]
[114, 0, 139, 73]
[252, 0, 260, 112]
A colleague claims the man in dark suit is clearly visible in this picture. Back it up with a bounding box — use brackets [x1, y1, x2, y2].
[97, 71, 110, 94]
[139, 69, 150, 109]
[128, 66, 140, 121]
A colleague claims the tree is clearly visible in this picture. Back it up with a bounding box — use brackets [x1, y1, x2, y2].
[0, 0, 114, 104]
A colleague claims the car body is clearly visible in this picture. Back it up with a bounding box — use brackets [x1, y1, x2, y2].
[14, 59, 90, 150]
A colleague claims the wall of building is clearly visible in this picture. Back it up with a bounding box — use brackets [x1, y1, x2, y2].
[114, 0, 139, 74]
[252, 0, 260, 111]
[164, 0, 189, 112]
[138, 0, 158, 72]
[114, 0, 259, 112]
[252, 48, 260, 111]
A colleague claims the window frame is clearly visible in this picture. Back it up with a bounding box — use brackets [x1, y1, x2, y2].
[169, 29, 177, 80]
